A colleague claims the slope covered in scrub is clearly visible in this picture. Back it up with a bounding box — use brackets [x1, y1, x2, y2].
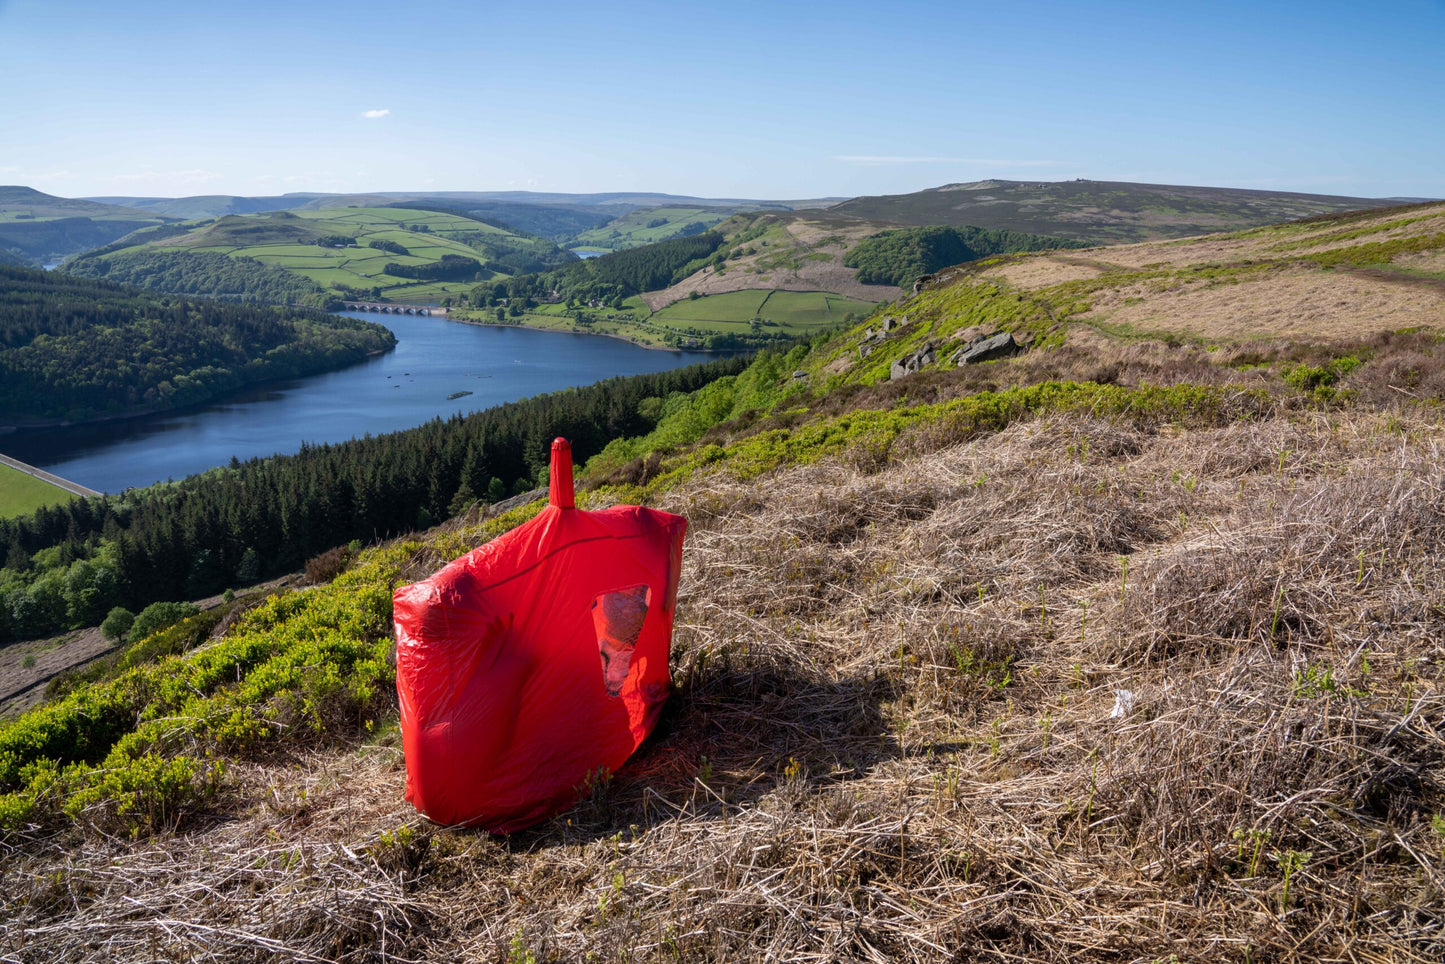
[1, 203, 1443, 962]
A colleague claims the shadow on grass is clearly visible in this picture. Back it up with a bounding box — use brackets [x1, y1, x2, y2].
[505, 660, 904, 848]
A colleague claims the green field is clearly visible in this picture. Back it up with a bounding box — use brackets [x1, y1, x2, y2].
[571, 206, 735, 252]
[456, 286, 881, 350]
[0, 462, 75, 519]
[651, 289, 772, 322]
[74, 207, 567, 303]
[652, 289, 875, 331]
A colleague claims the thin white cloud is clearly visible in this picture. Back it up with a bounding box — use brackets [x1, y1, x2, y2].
[833, 155, 1065, 167]
[362, 109, 390, 120]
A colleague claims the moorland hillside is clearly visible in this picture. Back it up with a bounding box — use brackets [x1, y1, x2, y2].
[1, 203, 1443, 962]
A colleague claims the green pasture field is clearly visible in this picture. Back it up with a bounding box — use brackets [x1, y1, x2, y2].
[518, 303, 573, 318]
[67, 205, 551, 306]
[651, 290, 771, 323]
[386, 282, 474, 303]
[457, 286, 879, 350]
[0, 462, 75, 520]
[572, 206, 732, 250]
[759, 291, 877, 328]
[168, 210, 501, 299]
[170, 245, 238, 255]
[229, 243, 338, 258]
[376, 241, 476, 261]
[294, 207, 510, 238]
[237, 254, 349, 270]
[650, 289, 876, 333]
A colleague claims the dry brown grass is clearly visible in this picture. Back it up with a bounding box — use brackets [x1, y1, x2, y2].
[1394, 251, 1445, 274]
[1059, 204, 1445, 272]
[986, 256, 1108, 289]
[966, 204, 1445, 347]
[5, 405, 1442, 962]
[1081, 265, 1445, 343]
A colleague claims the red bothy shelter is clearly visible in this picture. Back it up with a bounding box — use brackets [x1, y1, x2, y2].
[392, 438, 687, 831]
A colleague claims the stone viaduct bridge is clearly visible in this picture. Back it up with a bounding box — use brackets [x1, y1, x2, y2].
[341, 303, 448, 316]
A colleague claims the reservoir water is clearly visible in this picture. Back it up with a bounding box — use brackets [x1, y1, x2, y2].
[1, 312, 719, 494]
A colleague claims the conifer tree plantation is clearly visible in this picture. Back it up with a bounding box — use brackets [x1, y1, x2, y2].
[0, 354, 749, 644]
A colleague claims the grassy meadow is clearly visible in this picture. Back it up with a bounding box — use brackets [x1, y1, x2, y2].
[78, 207, 544, 303]
[651, 289, 875, 331]
[570, 206, 734, 251]
[0, 462, 75, 519]
[457, 287, 879, 349]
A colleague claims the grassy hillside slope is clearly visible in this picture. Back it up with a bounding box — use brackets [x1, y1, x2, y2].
[825, 178, 1415, 245]
[0, 187, 168, 266]
[2, 204, 1443, 961]
[802, 200, 1445, 387]
[452, 217, 895, 349]
[66, 207, 571, 305]
[570, 205, 740, 252]
[0, 463, 74, 520]
[0, 187, 161, 221]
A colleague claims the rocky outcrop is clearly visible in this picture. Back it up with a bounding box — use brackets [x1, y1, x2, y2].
[890, 341, 938, 380]
[861, 315, 906, 344]
[952, 331, 1020, 365]
[858, 314, 916, 361]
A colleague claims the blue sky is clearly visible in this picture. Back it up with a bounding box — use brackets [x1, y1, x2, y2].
[1, 0, 1441, 200]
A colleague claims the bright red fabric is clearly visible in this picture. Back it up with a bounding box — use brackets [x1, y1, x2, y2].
[392, 438, 686, 831]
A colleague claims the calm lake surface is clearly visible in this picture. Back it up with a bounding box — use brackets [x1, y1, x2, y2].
[1, 311, 719, 494]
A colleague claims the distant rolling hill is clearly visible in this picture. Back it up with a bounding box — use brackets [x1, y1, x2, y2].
[393, 190, 844, 211]
[88, 194, 681, 243]
[65, 206, 575, 305]
[0, 186, 163, 220]
[86, 190, 847, 246]
[86, 194, 333, 220]
[0, 186, 169, 265]
[822, 179, 1426, 245]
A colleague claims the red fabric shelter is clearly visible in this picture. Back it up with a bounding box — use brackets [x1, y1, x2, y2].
[392, 438, 686, 831]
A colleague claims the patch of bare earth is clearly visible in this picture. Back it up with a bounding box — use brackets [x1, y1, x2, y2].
[0, 628, 115, 719]
[0, 577, 296, 720]
[6, 409, 1441, 961]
